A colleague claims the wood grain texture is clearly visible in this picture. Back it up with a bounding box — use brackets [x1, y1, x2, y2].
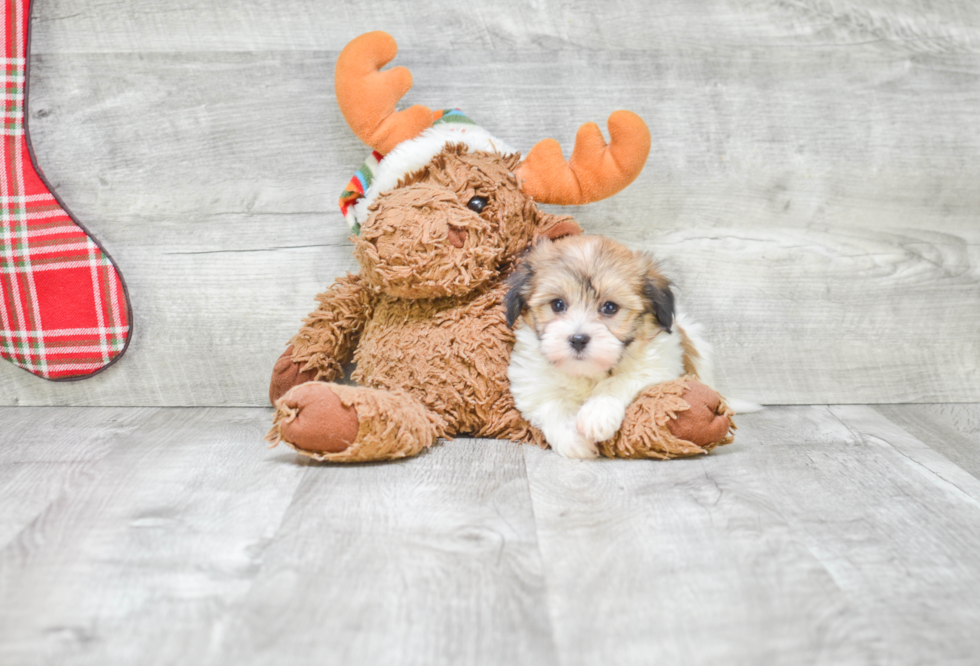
[0, 407, 157, 550]
[0, 407, 307, 666]
[0, 408, 556, 666]
[874, 403, 980, 478]
[0, 1, 977, 405]
[523, 405, 980, 665]
[5, 406, 980, 664]
[214, 439, 556, 666]
[26, 0, 980, 54]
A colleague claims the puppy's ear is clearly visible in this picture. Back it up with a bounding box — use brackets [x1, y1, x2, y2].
[643, 273, 675, 334]
[505, 261, 534, 328]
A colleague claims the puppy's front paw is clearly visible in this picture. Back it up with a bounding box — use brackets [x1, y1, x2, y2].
[548, 422, 599, 460]
[576, 396, 627, 443]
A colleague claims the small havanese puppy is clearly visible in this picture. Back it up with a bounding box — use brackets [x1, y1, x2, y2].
[505, 234, 716, 459]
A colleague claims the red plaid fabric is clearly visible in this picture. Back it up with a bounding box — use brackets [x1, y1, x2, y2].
[1, 0, 131, 380]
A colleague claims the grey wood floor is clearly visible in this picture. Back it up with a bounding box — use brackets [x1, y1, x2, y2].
[1, 405, 979, 665]
[2, 0, 980, 664]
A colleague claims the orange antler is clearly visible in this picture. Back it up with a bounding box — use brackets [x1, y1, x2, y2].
[335, 32, 433, 155]
[516, 111, 651, 205]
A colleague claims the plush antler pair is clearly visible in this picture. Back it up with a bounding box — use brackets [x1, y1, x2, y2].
[336, 31, 651, 206]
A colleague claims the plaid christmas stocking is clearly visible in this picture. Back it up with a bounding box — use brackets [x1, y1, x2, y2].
[1, 0, 131, 380]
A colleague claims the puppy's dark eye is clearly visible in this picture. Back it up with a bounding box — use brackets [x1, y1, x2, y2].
[551, 299, 566, 313]
[601, 301, 619, 316]
[467, 196, 488, 213]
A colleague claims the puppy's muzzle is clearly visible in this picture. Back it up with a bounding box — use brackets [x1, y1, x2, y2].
[569, 334, 590, 352]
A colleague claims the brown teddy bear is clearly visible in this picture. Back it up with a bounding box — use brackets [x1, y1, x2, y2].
[266, 31, 734, 462]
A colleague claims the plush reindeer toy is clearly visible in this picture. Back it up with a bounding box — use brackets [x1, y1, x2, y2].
[266, 31, 734, 462]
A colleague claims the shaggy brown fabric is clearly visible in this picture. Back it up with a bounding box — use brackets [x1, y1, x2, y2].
[267, 382, 443, 462]
[269, 345, 321, 404]
[352, 279, 538, 442]
[272, 148, 568, 452]
[597, 376, 735, 460]
[354, 184, 502, 299]
[289, 273, 375, 382]
[271, 144, 735, 462]
[352, 148, 555, 301]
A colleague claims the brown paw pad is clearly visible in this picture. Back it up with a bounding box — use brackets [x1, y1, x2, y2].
[278, 383, 360, 454]
[667, 381, 732, 448]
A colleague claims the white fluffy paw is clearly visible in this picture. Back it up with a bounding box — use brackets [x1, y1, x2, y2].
[547, 422, 600, 460]
[576, 396, 627, 443]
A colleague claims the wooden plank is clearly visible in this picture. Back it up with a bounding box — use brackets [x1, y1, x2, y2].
[23, 51, 980, 222]
[0, 406, 308, 666]
[5, 405, 980, 663]
[212, 438, 557, 666]
[874, 403, 980, 479]
[0, 407, 158, 550]
[523, 405, 980, 665]
[0, 407, 555, 665]
[3, 47, 977, 405]
[27, 0, 980, 54]
[2, 3, 978, 406]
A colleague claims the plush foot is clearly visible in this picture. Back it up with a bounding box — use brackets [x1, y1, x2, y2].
[269, 345, 321, 404]
[266, 382, 444, 462]
[666, 380, 732, 448]
[273, 382, 360, 454]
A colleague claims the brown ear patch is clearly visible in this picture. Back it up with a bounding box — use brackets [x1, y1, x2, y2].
[504, 261, 535, 328]
[641, 263, 674, 334]
[538, 219, 583, 241]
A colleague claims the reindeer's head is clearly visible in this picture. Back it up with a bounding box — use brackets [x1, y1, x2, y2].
[335, 32, 651, 300]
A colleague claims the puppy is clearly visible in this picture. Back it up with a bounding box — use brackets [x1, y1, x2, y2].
[505, 235, 715, 459]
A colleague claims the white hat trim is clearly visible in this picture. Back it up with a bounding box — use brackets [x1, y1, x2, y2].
[351, 123, 517, 226]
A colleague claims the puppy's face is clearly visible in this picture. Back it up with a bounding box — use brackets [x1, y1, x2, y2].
[506, 235, 674, 378]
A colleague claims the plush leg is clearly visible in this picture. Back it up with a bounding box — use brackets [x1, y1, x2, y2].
[1, 0, 132, 380]
[596, 376, 735, 460]
[266, 381, 445, 462]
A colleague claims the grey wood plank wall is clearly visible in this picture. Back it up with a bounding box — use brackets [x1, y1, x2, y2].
[1, 0, 978, 406]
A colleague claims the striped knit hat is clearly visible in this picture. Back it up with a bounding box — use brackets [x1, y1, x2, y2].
[339, 109, 514, 235]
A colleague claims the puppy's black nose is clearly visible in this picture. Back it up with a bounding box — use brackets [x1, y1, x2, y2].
[569, 334, 590, 352]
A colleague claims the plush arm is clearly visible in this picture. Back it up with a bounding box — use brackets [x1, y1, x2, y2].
[289, 273, 377, 381]
[271, 274, 377, 403]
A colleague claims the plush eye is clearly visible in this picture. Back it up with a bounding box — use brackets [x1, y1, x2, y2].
[467, 196, 489, 213]
[601, 301, 620, 316]
[551, 299, 566, 313]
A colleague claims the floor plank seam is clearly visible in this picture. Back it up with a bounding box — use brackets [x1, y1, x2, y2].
[519, 446, 564, 666]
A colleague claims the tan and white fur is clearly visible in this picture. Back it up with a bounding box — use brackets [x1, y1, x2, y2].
[505, 235, 715, 459]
